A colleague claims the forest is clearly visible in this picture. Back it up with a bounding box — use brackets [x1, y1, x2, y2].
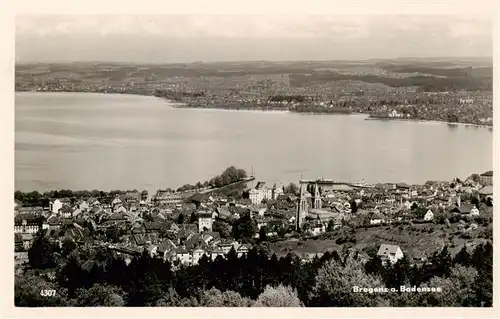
[16, 231, 493, 307]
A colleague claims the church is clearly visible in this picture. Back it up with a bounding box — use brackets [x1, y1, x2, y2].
[296, 182, 346, 233]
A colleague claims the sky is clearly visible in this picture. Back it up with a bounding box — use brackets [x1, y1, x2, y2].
[15, 15, 493, 63]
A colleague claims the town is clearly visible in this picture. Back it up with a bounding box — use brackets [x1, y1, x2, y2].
[14, 166, 493, 307]
[15, 60, 493, 126]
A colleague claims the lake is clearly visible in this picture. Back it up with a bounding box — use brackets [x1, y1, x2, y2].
[15, 92, 493, 193]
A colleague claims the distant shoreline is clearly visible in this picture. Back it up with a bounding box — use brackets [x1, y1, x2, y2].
[16, 90, 493, 128]
[365, 116, 493, 129]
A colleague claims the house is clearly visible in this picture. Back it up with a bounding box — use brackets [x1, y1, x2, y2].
[236, 243, 251, 258]
[46, 215, 62, 230]
[173, 248, 192, 266]
[377, 244, 404, 265]
[479, 171, 493, 186]
[272, 185, 284, 199]
[125, 191, 141, 204]
[478, 185, 493, 197]
[451, 204, 480, 216]
[218, 239, 238, 254]
[188, 193, 205, 208]
[369, 213, 385, 225]
[157, 239, 177, 260]
[249, 182, 273, 204]
[14, 214, 43, 234]
[249, 189, 261, 205]
[78, 200, 90, 212]
[19, 233, 34, 250]
[255, 217, 268, 230]
[144, 221, 163, 234]
[197, 211, 213, 232]
[309, 220, 326, 236]
[114, 206, 128, 214]
[209, 247, 225, 261]
[50, 199, 70, 214]
[423, 209, 434, 221]
[111, 197, 122, 207]
[60, 206, 73, 218]
[215, 206, 232, 220]
[192, 248, 209, 265]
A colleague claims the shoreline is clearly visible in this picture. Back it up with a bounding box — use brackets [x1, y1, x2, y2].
[16, 90, 493, 128]
[365, 117, 493, 129]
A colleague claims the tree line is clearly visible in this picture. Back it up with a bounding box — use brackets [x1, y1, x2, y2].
[14, 166, 248, 207]
[17, 230, 493, 307]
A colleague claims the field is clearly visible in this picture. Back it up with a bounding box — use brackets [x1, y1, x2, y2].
[270, 219, 492, 260]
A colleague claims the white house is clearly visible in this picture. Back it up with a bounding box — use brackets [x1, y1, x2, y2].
[272, 186, 284, 199]
[50, 199, 65, 214]
[192, 248, 209, 265]
[249, 183, 274, 204]
[249, 189, 261, 205]
[370, 213, 385, 225]
[424, 209, 434, 221]
[377, 244, 404, 265]
[198, 211, 213, 232]
[112, 197, 122, 206]
[470, 206, 480, 216]
[78, 200, 90, 212]
[174, 248, 192, 266]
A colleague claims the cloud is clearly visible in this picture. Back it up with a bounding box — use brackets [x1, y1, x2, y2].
[16, 14, 491, 39]
[15, 14, 493, 62]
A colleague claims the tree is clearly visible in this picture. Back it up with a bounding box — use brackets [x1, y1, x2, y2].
[309, 257, 387, 307]
[176, 213, 185, 224]
[326, 219, 335, 232]
[284, 183, 299, 194]
[15, 272, 69, 307]
[418, 265, 478, 306]
[453, 245, 471, 267]
[253, 285, 303, 307]
[28, 233, 58, 270]
[471, 242, 493, 306]
[232, 215, 257, 241]
[364, 254, 384, 276]
[190, 212, 197, 224]
[74, 284, 126, 306]
[430, 246, 452, 278]
[350, 200, 358, 214]
[61, 238, 77, 256]
[212, 220, 232, 238]
[199, 288, 253, 307]
[258, 227, 268, 242]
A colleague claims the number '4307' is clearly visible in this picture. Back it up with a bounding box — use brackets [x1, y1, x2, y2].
[40, 290, 56, 297]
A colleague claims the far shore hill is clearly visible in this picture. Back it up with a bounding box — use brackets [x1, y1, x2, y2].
[15, 59, 493, 127]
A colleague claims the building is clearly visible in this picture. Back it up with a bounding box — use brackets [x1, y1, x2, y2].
[249, 182, 273, 204]
[296, 184, 309, 230]
[424, 209, 434, 221]
[198, 211, 213, 232]
[272, 185, 284, 200]
[249, 189, 262, 205]
[14, 213, 43, 234]
[377, 244, 404, 265]
[452, 204, 480, 216]
[479, 171, 493, 186]
[312, 184, 322, 209]
[50, 199, 70, 214]
[192, 248, 209, 265]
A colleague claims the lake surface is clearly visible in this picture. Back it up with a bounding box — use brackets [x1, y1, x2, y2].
[15, 92, 493, 193]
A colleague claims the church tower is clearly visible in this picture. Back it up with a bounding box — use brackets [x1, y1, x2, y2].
[312, 183, 322, 209]
[296, 183, 308, 231]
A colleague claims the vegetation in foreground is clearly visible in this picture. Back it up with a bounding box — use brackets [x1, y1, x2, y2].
[16, 234, 492, 307]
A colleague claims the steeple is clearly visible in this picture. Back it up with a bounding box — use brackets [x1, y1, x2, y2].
[296, 183, 308, 231]
[313, 183, 322, 209]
